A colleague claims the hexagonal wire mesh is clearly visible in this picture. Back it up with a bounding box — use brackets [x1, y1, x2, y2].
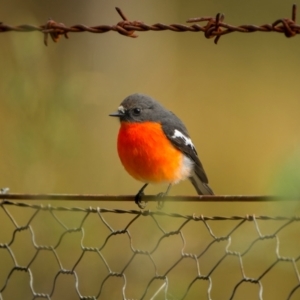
[1, 196, 300, 300]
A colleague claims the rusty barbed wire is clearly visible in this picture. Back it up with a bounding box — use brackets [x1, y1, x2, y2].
[0, 4, 299, 45]
[0, 199, 300, 299]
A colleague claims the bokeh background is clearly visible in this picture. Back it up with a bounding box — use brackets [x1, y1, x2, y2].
[0, 0, 300, 299]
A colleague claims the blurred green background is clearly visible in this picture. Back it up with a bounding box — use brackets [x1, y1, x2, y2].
[0, 0, 300, 299]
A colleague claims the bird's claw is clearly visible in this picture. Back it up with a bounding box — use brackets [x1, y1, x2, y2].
[135, 190, 166, 209]
[156, 192, 166, 209]
[135, 192, 147, 209]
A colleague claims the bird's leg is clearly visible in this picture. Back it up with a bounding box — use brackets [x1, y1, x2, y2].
[135, 183, 149, 209]
[156, 184, 172, 209]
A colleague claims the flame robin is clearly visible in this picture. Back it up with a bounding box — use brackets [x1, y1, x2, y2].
[109, 93, 213, 208]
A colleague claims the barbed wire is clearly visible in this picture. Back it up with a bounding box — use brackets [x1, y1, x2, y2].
[0, 4, 299, 45]
[0, 199, 300, 299]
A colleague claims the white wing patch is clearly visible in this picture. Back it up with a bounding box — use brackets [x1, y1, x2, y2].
[172, 129, 195, 151]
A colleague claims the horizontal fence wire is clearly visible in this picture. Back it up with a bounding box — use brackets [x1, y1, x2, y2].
[0, 4, 299, 45]
[0, 194, 300, 299]
[0, 192, 299, 202]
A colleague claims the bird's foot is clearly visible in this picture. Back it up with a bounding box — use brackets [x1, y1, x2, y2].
[135, 191, 147, 209]
[156, 192, 166, 209]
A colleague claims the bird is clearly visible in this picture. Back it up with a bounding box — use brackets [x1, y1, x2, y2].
[109, 93, 213, 208]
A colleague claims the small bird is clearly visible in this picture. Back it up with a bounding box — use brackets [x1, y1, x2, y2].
[109, 93, 213, 208]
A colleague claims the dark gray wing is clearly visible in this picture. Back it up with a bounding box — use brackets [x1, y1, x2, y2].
[160, 111, 214, 195]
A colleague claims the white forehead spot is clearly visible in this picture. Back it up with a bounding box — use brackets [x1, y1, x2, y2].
[118, 105, 125, 114]
[172, 129, 195, 149]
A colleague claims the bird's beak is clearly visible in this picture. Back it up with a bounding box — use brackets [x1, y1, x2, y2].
[109, 111, 123, 117]
[109, 105, 125, 117]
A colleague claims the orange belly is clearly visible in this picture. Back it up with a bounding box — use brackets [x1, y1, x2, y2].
[117, 122, 185, 183]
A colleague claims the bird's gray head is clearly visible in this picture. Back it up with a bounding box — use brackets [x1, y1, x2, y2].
[109, 93, 167, 123]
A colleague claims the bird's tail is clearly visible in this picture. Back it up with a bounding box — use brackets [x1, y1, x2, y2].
[189, 171, 214, 195]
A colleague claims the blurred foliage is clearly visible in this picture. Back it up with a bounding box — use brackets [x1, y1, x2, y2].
[272, 148, 300, 197]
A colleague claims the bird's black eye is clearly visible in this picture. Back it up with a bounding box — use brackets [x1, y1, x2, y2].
[133, 108, 141, 116]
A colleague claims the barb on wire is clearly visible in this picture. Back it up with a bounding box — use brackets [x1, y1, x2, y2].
[43, 19, 69, 45]
[0, 4, 299, 45]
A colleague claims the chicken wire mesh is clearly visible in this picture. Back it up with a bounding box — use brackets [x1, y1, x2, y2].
[0, 197, 300, 300]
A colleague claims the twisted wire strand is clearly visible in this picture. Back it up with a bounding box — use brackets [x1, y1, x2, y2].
[0, 5, 298, 45]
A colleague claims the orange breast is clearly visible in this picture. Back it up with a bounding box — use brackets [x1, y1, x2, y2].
[117, 122, 184, 183]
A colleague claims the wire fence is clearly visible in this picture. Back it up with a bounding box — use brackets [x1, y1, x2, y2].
[0, 4, 299, 45]
[1, 194, 300, 300]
